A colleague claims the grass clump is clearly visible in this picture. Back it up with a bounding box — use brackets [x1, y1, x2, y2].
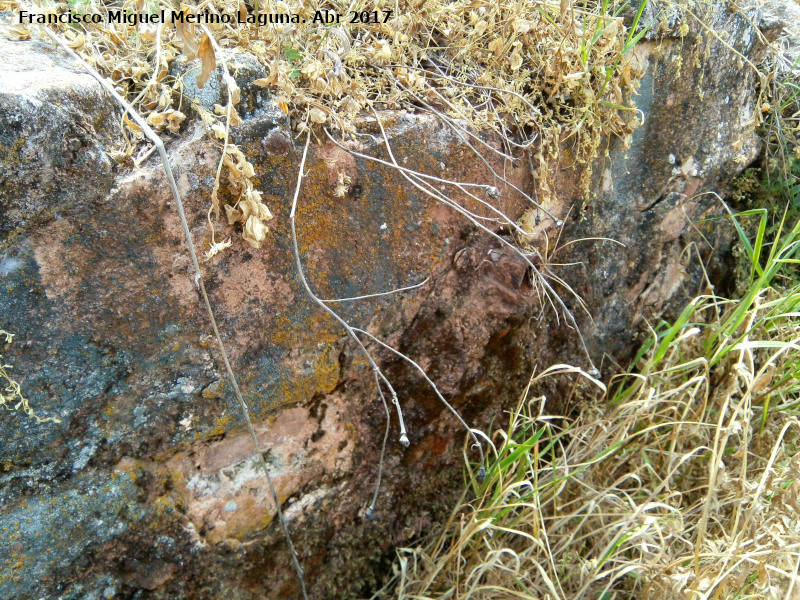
[373, 208, 800, 598]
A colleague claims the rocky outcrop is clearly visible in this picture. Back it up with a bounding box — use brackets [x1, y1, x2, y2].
[567, 2, 769, 361]
[0, 37, 119, 242]
[0, 3, 784, 598]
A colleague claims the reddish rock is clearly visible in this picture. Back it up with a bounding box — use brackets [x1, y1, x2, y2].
[0, 4, 783, 598]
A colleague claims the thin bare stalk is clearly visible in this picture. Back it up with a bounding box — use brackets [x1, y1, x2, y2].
[320, 277, 430, 303]
[354, 327, 486, 480]
[288, 131, 411, 516]
[322, 130, 534, 237]
[368, 369, 392, 519]
[389, 77, 562, 225]
[360, 113, 599, 375]
[41, 26, 309, 600]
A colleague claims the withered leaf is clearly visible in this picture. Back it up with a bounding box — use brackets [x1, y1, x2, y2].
[309, 107, 327, 123]
[123, 113, 142, 131]
[228, 108, 243, 127]
[342, 96, 360, 115]
[211, 123, 227, 139]
[240, 190, 272, 222]
[66, 32, 85, 50]
[174, 16, 198, 60]
[146, 111, 168, 130]
[243, 215, 268, 249]
[374, 41, 392, 62]
[196, 33, 216, 89]
[166, 110, 186, 133]
[5, 25, 31, 40]
[224, 204, 242, 225]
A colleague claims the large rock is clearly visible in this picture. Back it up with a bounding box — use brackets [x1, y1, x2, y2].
[565, 1, 769, 360]
[0, 3, 783, 598]
[0, 37, 119, 243]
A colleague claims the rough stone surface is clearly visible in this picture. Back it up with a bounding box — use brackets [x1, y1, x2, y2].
[563, 2, 770, 361]
[0, 4, 782, 599]
[171, 49, 269, 115]
[0, 37, 120, 242]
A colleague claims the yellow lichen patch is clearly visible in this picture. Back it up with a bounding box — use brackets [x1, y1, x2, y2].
[275, 342, 340, 404]
[206, 413, 236, 439]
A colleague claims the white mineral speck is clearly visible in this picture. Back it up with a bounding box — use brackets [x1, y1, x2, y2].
[0, 256, 23, 277]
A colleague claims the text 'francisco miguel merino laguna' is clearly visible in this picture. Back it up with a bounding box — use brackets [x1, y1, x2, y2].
[18, 9, 311, 26]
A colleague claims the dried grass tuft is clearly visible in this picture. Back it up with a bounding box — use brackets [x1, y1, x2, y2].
[372, 186, 800, 598]
[9, 0, 646, 250]
[372, 283, 800, 599]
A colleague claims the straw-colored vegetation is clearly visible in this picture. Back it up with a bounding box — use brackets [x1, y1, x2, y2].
[6, 0, 646, 252]
[375, 264, 800, 598]
[0, 330, 60, 423]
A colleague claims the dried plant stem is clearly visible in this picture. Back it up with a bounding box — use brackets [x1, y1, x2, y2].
[354, 328, 486, 479]
[389, 77, 561, 224]
[0, 330, 61, 424]
[322, 131, 535, 237]
[370, 369, 392, 518]
[41, 26, 308, 600]
[288, 130, 409, 515]
[319, 277, 430, 303]
[355, 112, 598, 375]
[200, 24, 233, 246]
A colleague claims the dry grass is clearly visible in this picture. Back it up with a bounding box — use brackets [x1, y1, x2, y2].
[372, 279, 800, 599]
[5, 0, 646, 250]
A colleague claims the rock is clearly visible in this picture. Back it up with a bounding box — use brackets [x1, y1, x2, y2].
[563, 0, 770, 361]
[757, 0, 800, 77]
[171, 49, 270, 116]
[0, 36, 119, 243]
[0, 3, 781, 599]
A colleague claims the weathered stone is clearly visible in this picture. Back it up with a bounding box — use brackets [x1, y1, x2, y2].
[0, 3, 783, 598]
[171, 50, 270, 116]
[0, 36, 120, 243]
